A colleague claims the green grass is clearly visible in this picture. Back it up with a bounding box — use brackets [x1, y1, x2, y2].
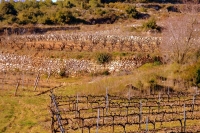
[0, 90, 50, 133]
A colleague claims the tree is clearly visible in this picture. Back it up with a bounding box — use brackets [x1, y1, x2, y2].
[0, 2, 17, 15]
[64, 1, 75, 8]
[44, 0, 53, 7]
[55, 10, 75, 24]
[24, 0, 39, 9]
[17, 8, 42, 24]
[161, 15, 200, 64]
[14, 1, 26, 12]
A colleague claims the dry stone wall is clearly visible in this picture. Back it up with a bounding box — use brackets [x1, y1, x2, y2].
[0, 52, 152, 76]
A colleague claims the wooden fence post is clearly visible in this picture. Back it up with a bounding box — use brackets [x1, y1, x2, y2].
[167, 87, 170, 102]
[96, 108, 100, 133]
[47, 69, 51, 82]
[76, 94, 79, 117]
[14, 80, 20, 96]
[146, 117, 148, 132]
[106, 88, 109, 113]
[139, 100, 142, 129]
[34, 72, 40, 91]
[158, 92, 161, 113]
[192, 95, 195, 113]
[1, 70, 5, 90]
[183, 103, 186, 132]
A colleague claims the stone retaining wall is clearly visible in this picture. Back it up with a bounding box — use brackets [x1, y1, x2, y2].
[0, 52, 153, 76]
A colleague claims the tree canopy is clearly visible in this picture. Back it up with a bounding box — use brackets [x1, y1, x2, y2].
[0, 0, 196, 25]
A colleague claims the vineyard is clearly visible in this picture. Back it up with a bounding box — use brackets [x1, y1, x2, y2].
[50, 90, 200, 133]
[0, 31, 160, 53]
[1, 1, 200, 132]
[0, 27, 162, 77]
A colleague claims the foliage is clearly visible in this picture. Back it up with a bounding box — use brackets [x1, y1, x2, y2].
[0, 0, 197, 26]
[0, 1, 78, 25]
[91, 69, 110, 76]
[95, 8, 107, 16]
[59, 69, 68, 78]
[101, 70, 110, 75]
[138, 6, 147, 12]
[96, 52, 112, 65]
[148, 78, 157, 90]
[195, 49, 200, 61]
[0, 0, 141, 25]
[3, 14, 17, 24]
[125, 6, 139, 19]
[89, 0, 100, 8]
[142, 17, 159, 31]
[65, 1, 75, 8]
[195, 68, 200, 85]
[0, 2, 17, 15]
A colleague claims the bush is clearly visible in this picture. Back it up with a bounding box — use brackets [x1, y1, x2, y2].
[65, 1, 75, 8]
[136, 0, 149, 3]
[195, 69, 200, 85]
[101, 70, 110, 75]
[166, 5, 180, 12]
[153, 56, 162, 65]
[195, 49, 200, 60]
[95, 8, 107, 16]
[59, 69, 68, 78]
[138, 7, 147, 12]
[76, 54, 83, 59]
[142, 17, 160, 31]
[90, 69, 110, 77]
[125, 6, 139, 19]
[0, 2, 17, 16]
[89, 0, 100, 8]
[96, 52, 112, 65]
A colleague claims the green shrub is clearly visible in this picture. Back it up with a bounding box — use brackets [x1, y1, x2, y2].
[142, 17, 160, 31]
[59, 69, 68, 78]
[3, 14, 17, 24]
[138, 7, 147, 12]
[195, 49, 200, 60]
[90, 69, 110, 77]
[153, 56, 162, 65]
[80, 2, 90, 9]
[76, 54, 83, 59]
[153, 61, 161, 66]
[195, 69, 200, 85]
[125, 6, 139, 19]
[149, 78, 157, 90]
[96, 52, 112, 65]
[136, 0, 149, 3]
[0, 2, 17, 15]
[89, 0, 100, 8]
[95, 8, 107, 16]
[101, 70, 110, 75]
[65, 1, 75, 8]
